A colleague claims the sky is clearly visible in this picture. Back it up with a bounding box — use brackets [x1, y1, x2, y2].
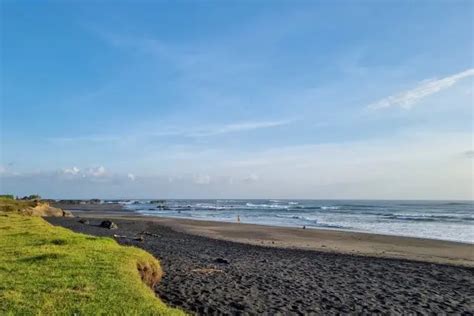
[0, 0, 473, 199]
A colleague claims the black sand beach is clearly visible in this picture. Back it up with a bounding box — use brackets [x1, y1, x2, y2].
[47, 215, 474, 315]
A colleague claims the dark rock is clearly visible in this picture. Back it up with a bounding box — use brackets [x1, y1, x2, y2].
[57, 199, 83, 205]
[62, 210, 74, 217]
[214, 258, 230, 264]
[150, 200, 166, 204]
[78, 218, 89, 225]
[100, 220, 118, 229]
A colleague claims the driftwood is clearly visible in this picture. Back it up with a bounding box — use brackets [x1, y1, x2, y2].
[113, 234, 145, 242]
[140, 231, 162, 238]
[112, 231, 161, 241]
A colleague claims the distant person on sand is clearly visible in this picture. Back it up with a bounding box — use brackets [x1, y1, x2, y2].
[237, 215, 240, 224]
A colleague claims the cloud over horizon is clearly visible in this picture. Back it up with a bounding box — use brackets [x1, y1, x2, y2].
[2, 131, 472, 200]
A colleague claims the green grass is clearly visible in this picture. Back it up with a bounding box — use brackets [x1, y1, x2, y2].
[0, 212, 184, 315]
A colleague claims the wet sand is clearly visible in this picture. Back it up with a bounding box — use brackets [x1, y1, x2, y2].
[47, 205, 474, 314]
[57, 203, 474, 267]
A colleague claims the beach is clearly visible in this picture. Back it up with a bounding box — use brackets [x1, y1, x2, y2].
[5, 1, 473, 314]
[122, 199, 474, 244]
[47, 204, 474, 314]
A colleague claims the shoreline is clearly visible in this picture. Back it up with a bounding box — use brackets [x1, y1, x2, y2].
[58, 203, 474, 267]
[139, 214, 474, 245]
[47, 214, 474, 314]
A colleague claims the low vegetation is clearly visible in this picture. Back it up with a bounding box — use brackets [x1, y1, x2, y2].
[0, 198, 183, 315]
[0, 197, 69, 217]
[0, 197, 37, 213]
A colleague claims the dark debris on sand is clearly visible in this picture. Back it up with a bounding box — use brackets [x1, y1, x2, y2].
[47, 217, 474, 315]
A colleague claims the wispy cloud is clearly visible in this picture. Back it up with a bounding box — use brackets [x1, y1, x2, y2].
[47, 119, 293, 144]
[150, 120, 293, 138]
[48, 135, 121, 144]
[368, 68, 474, 110]
[186, 120, 293, 137]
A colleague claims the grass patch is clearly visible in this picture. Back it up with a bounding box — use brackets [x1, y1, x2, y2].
[0, 213, 184, 315]
[0, 197, 37, 213]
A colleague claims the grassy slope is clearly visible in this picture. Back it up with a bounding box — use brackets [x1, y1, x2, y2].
[0, 209, 183, 315]
[0, 198, 37, 213]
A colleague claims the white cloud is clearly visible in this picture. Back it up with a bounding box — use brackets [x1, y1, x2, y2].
[243, 173, 259, 183]
[127, 173, 136, 181]
[193, 174, 211, 184]
[59, 166, 107, 179]
[368, 68, 474, 110]
[62, 166, 80, 175]
[0, 165, 5, 174]
[86, 166, 106, 177]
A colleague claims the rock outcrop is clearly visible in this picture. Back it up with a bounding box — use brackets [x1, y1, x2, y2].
[100, 220, 118, 229]
[22, 202, 74, 218]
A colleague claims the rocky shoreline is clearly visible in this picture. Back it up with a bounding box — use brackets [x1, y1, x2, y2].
[47, 216, 474, 314]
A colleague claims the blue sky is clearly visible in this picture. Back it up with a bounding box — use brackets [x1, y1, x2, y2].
[1, 1, 473, 199]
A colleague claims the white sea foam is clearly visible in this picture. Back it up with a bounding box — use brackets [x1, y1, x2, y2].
[121, 199, 474, 243]
[320, 206, 340, 210]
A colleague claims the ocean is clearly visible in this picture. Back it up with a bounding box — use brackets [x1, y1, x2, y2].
[118, 199, 474, 243]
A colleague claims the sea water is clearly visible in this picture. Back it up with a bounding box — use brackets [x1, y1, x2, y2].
[117, 199, 474, 243]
